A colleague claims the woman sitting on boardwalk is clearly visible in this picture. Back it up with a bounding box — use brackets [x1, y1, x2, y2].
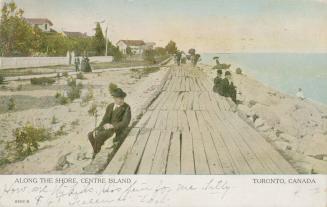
[221, 71, 237, 103]
[213, 69, 223, 94]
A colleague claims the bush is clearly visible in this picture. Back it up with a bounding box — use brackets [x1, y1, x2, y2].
[30, 77, 55, 85]
[0, 75, 4, 84]
[7, 97, 16, 111]
[143, 49, 156, 64]
[76, 72, 85, 80]
[16, 84, 23, 91]
[67, 79, 83, 101]
[55, 92, 69, 105]
[13, 124, 51, 157]
[62, 72, 69, 77]
[236, 67, 242, 74]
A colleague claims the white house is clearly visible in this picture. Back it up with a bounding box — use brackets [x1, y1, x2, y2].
[116, 40, 145, 55]
[25, 18, 53, 32]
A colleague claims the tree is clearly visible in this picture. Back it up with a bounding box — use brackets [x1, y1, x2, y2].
[92, 23, 106, 56]
[165, 40, 177, 54]
[143, 49, 156, 64]
[154, 47, 167, 56]
[0, 2, 34, 56]
[126, 46, 133, 56]
[188, 48, 196, 56]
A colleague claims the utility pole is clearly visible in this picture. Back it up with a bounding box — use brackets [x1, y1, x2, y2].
[105, 24, 108, 56]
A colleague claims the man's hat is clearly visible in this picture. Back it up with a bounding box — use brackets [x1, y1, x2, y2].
[111, 88, 127, 98]
[225, 71, 231, 76]
[217, 69, 222, 74]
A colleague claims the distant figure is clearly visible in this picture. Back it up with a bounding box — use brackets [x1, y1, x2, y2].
[176, 51, 182, 66]
[88, 88, 131, 157]
[81, 56, 92, 72]
[213, 69, 223, 94]
[221, 71, 237, 103]
[74, 57, 80, 72]
[296, 88, 305, 100]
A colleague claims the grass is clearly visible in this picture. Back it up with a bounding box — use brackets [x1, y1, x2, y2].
[30, 77, 56, 85]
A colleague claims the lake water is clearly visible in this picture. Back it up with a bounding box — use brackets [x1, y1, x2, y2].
[201, 53, 327, 104]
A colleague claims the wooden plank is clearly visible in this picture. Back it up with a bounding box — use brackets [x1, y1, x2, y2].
[166, 92, 179, 110]
[201, 111, 237, 174]
[166, 110, 178, 131]
[186, 110, 210, 174]
[193, 92, 200, 110]
[166, 131, 181, 174]
[213, 111, 269, 174]
[135, 111, 152, 128]
[145, 110, 160, 129]
[204, 110, 253, 174]
[151, 130, 172, 174]
[224, 112, 282, 174]
[158, 92, 175, 110]
[198, 92, 206, 110]
[154, 110, 166, 130]
[181, 130, 195, 174]
[227, 112, 297, 174]
[103, 128, 140, 174]
[149, 91, 167, 110]
[120, 128, 152, 174]
[178, 110, 189, 131]
[181, 92, 189, 110]
[174, 92, 184, 110]
[196, 111, 224, 174]
[137, 130, 161, 174]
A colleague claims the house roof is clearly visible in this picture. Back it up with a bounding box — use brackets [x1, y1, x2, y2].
[63, 31, 88, 38]
[117, 40, 146, 46]
[25, 18, 53, 26]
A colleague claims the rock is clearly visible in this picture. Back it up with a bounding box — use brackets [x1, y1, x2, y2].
[55, 153, 71, 171]
[254, 118, 265, 128]
[298, 133, 327, 157]
[257, 124, 271, 132]
[238, 104, 254, 117]
[274, 140, 292, 151]
[304, 156, 327, 174]
[248, 100, 257, 108]
[279, 133, 298, 143]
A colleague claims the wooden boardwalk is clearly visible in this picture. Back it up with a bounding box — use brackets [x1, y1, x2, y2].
[103, 65, 297, 174]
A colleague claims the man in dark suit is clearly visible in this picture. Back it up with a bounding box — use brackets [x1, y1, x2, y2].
[221, 71, 237, 103]
[213, 69, 223, 94]
[88, 88, 131, 157]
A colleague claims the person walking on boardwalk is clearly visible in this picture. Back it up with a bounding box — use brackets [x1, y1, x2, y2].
[176, 51, 182, 66]
[88, 87, 131, 157]
[74, 57, 80, 72]
[221, 71, 237, 103]
[213, 69, 223, 94]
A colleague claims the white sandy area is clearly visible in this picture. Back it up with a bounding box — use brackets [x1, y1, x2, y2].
[0, 67, 169, 174]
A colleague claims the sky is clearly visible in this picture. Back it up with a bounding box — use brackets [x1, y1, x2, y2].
[3, 0, 327, 52]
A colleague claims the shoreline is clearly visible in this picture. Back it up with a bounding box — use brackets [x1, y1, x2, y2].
[200, 62, 327, 107]
[201, 62, 327, 174]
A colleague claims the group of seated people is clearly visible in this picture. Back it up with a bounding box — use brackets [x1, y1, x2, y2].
[213, 69, 237, 103]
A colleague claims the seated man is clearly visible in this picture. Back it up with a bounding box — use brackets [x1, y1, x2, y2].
[88, 87, 131, 157]
[221, 71, 237, 103]
[213, 69, 223, 94]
